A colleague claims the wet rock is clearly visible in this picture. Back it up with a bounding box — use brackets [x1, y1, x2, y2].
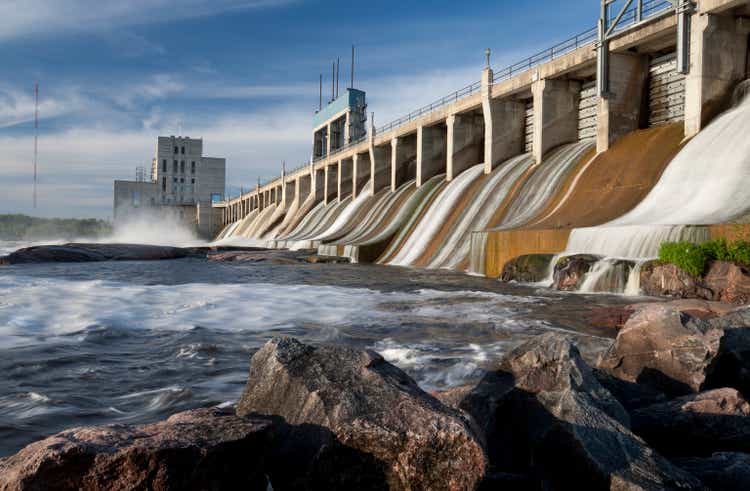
[303, 254, 350, 264]
[552, 254, 601, 291]
[640, 260, 750, 304]
[673, 453, 750, 491]
[207, 250, 301, 265]
[587, 305, 636, 330]
[598, 304, 719, 396]
[236, 337, 485, 491]
[460, 333, 700, 490]
[599, 304, 750, 397]
[499, 254, 553, 283]
[593, 368, 668, 412]
[431, 385, 475, 410]
[4, 243, 196, 264]
[703, 261, 750, 304]
[0, 408, 273, 491]
[631, 388, 750, 457]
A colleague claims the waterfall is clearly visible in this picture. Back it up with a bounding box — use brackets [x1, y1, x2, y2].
[565, 225, 710, 258]
[578, 258, 633, 294]
[624, 259, 647, 296]
[468, 231, 488, 276]
[387, 165, 484, 267]
[428, 154, 533, 270]
[605, 81, 750, 227]
[499, 141, 593, 229]
[313, 180, 374, 242]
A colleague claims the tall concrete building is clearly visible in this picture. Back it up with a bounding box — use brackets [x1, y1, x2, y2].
[114, 136, 226, 238]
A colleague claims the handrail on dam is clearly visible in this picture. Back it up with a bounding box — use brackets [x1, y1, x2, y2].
[373, 0, 675, 136]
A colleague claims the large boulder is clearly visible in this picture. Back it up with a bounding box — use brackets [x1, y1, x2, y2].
[552, 254, 601, 291]
[500, 254, 554, 283]
[459, 333, 701, 490]
[673, 453, 750, 491]
[640, 261, 750, 304]
[0, 408, 273, 491]
[598, 304, 750, 396]
[4, 243, 195, 264]
[631, 388, 750, 456]
[236, 337, 485, 491]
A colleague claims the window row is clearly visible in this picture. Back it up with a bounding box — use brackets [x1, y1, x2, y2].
[161, 159, 197, 174]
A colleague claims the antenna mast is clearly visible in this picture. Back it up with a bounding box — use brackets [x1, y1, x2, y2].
[33, 83, 39, 209]
[351, 45, 355, 89]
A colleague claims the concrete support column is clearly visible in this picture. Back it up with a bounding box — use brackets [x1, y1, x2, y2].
[338, 159, 353, 200]
[370, 143, 391, 195]
[416, 124, 447, 187]
[532, 78, 582, 163]
[482, 68, 526, 173]
[596, 52, 648, 153]
[325, 122, 332, 157]
[353, 152, 372, 198]
[344, 110, 351, 144]
[324, 164, 337, 204]
[685, 13, 750, 138]
[391, 135, 417, 191]
[313, 168, 325, 203]
[447, 112, 484, 181]
[298, 174, 311, 202]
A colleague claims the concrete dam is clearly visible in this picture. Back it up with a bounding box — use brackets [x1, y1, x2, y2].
[214, 0, 750, 294]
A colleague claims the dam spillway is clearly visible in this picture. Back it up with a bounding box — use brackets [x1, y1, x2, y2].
[213, 0, 750, 294]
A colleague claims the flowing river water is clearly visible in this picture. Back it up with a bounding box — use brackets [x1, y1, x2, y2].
[0, 241, 647, 457]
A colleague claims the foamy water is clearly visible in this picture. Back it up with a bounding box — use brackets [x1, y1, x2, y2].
[0, 246, 622, 456]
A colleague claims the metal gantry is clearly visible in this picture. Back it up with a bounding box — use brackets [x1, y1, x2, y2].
[597, 0, 692, 98]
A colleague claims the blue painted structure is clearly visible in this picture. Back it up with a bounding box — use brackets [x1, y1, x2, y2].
[312, 88, 366, 129]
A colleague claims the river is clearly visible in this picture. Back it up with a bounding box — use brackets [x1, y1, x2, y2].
[0, 240, 643, 457]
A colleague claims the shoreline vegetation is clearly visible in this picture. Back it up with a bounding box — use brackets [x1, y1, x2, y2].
[0, 214, 112, 241]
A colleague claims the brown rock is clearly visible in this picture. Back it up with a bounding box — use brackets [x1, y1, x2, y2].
[598, 304, 721, 396]
[460, 333, 701, 490]
[500, 254, 554, 283]
[632, 388, 750, 456]
[640, 262, 713, 300]
[674, 452, 750, 491]
[704, 261, 750, 304]
[237, 337, 485, 491]
[552, 254, 601, 291]
[0, 408, 273, 491]
[587, 305, 636, 330]
[599, 304, 750, 397]
[640, 261, 750, 305]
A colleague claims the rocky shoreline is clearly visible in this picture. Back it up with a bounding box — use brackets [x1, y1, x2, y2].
[2, 300, 750, 490]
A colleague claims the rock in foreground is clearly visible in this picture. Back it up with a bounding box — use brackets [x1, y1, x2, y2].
[2, 243, 196, 264]
[674, 452, 750, 491]
[237, 337, 486, 491]
[640, 260, 750, 304]
[598, 304, 750, 396]
[460, 333, 702, 490]
[0, 408, 273, 491]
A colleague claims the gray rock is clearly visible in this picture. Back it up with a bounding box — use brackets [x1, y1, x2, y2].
[632, 388, 750, 456]
[673, 452, 750, 491]
[4, 243, 196, 264]
[0, 408, 273, 491]
[552, 254, 601, 291]
[236, 337, 486, 491]
[460, 333, 703, 490]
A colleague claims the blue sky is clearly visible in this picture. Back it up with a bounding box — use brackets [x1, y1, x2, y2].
[0, 0, 602, 218]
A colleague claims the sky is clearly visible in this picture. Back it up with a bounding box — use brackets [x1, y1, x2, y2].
[0, 0, 604, 219]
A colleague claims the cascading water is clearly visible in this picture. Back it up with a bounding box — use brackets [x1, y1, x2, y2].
[555, 81, 750, 294]
[468, 231, 488, 276]
[387, 165, 485, 267]
[427, 154, 534, 270]
[312, 180, 373, 242]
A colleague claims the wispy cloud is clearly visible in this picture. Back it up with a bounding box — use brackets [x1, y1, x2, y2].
[0, 0, 296, 41]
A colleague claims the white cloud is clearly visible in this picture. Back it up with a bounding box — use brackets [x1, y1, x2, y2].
[0, 0, 296, 41]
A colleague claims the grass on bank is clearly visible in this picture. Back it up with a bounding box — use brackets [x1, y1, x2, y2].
[658, 238, 750, 276]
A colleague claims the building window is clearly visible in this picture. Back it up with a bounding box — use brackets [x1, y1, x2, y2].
[180, 160, 185, 173]
[162, 159, 167, 172]
[173, 160, 178, 173]
[173, 177, 177, 183]
[162, 177, 166, 191]
[191, 178, 195, 184]
[180, 178, 184, 183]
[174, 146, 178, 154]
[191, 161, 196, 174]
[181, 146, 185, 154]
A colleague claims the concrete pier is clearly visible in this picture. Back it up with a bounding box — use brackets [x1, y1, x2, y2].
[391, 135, 417, 191]
[338, 158, 353, 200]
[324, 164, 337, 204]
[370, 143, 391, 195]
[353, 152, 371, 198]
[416, 124, 447, 186]
[532, 78, 581, 163]
[446, 111, 484, 180]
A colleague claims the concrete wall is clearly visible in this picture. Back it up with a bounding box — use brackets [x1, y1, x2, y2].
[447, 111, 484, 180]
[392, 134, 418, 191]
[416, 124, 447, 186]
[597, 53, 649, 152]
[353, 152, 371, 198]
[482, 68, 526, 173]
[685, 12, 750, 137]
[338, 158, 353, 200]
[325, 164, 338, 204]
[532, 78, 581, 162]
[369, 143, 392, 194]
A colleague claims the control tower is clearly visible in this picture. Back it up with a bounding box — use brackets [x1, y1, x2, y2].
[312, 88, 367, 160]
